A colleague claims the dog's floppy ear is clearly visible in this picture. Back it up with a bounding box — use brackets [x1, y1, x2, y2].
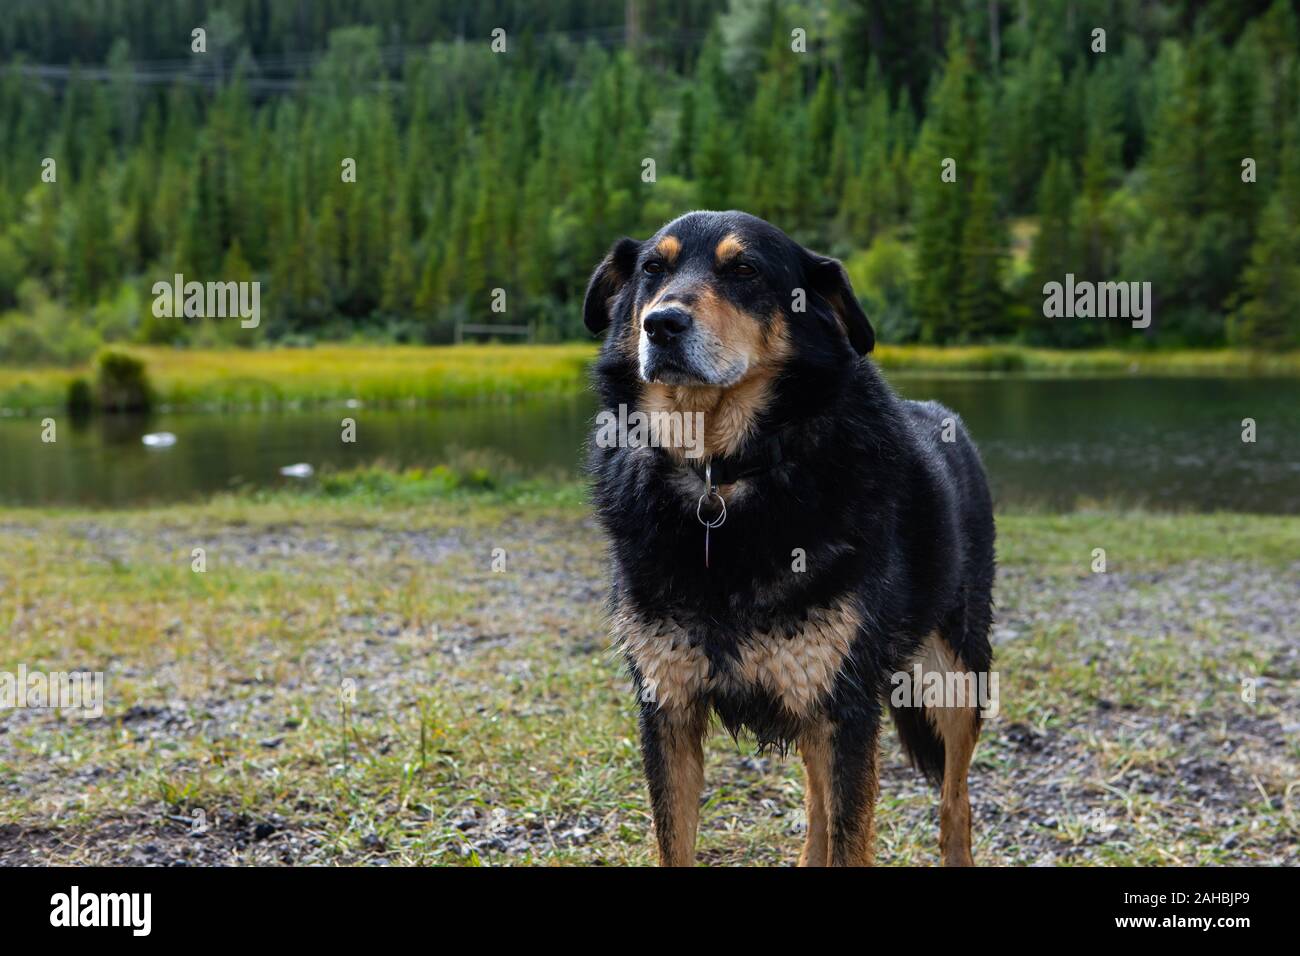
[583, 237, 641, 335]
[803, 250, 874, 355]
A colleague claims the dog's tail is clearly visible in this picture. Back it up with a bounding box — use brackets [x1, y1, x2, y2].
[889, 704, 948, 787]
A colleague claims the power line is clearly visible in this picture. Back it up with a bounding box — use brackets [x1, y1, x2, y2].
[2, 27, 710, 92]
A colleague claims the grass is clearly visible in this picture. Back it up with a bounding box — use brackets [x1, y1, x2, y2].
[871, 344, 1300, 376]
[2, 342, 1298, 413]
[0, 343, 598, 412]
[1, 471, 1296, 866]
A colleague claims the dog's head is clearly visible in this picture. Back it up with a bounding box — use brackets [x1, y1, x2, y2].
[583, 210, 872, 388]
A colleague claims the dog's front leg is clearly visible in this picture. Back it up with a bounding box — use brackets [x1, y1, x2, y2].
[825, 710, 882, 867]
[638, 703, 706, 866]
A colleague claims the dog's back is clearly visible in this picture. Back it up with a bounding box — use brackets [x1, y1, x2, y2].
[890, 399, 996, 786]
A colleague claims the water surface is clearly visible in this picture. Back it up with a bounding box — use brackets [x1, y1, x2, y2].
[1, 376, 1296, 512]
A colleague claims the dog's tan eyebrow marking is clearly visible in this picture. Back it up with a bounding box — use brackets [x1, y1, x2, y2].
[655, 235, 681, 263]
[715, 233, 745, 264]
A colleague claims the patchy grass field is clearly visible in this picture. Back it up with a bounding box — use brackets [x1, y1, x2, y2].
[0, 477, 1297, 866]
[3, 343, 1299, 413]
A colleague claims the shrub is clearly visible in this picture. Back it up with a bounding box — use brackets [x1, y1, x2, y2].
[94, 350, 153, 412]
[66, 376, 94, 414]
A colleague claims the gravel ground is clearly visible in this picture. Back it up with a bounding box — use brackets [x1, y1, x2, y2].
[0, 506, 1296, 866]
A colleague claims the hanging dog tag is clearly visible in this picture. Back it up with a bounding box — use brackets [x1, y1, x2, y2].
[696, 462, 727, 569]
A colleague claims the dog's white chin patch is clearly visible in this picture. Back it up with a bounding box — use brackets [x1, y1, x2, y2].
[638, 335, 749, 387]
[641, 365, 746, 387]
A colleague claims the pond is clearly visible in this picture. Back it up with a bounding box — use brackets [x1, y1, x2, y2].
[1, 375, 1297, 512]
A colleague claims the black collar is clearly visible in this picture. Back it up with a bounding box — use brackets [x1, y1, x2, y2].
[686, 432, 787, 487]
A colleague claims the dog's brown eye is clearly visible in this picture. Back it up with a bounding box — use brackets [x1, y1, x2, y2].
[643, 260, 666, 275]
[733, 262, 757, 278]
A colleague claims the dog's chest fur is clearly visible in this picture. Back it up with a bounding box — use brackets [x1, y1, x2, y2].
[614, 600, 860, 737]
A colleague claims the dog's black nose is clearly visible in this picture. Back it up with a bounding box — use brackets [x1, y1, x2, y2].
[643, 307, 692, 345]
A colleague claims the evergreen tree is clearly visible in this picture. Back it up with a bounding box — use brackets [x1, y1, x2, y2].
[1228, 194, 1300, 348]
[957, 165, 1008, 340]
[0, 1, 1296, 354]
[911, 36, 984, 343]
[1026, 154, 1077, 341]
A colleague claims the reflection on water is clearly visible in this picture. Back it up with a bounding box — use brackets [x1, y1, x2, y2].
[1, 376, 1297, 512]
[888, 376, 1300, 513]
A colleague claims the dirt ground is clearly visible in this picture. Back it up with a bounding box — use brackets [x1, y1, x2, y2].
[1, 503, 1296, 865]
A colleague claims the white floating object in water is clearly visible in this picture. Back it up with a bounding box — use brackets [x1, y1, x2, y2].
[280, 463, 314, 478]
[141, 432, 177, 448]
[345, 398, 361, 409]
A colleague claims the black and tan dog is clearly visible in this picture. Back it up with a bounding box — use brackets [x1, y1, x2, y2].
[585, 210, 995, 866]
